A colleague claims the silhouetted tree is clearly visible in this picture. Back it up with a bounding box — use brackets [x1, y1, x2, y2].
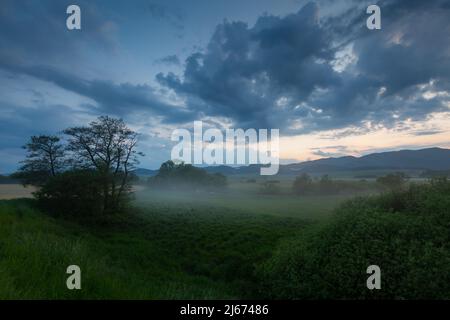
[318, 174, 336, 194]
[13, 135, 65, 185]
[377, 172, 408, 191]
[35, 169, 104, 219]
[63, 116, 143, 213]
[293, 173, 313, 195]
[259, 180, 281, 195]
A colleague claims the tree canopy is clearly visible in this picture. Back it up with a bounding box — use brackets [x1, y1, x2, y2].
[13, 135, 65, 186]
[150, 160, 227, 190]
[15, 116, 143, 217]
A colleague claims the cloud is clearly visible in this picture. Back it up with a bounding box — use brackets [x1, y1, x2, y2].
[0, 59, 198, 124]
[310, 145, 351, 157]
[157, 1, 450, 134]
[154, 55, 181, 66]
[0, 0, 194, 127]
[146, 2, 185, 32]
[412, 130, 444, 136]
[0, 101, 83, 173]
[1, 0, 450, 171]
[3, 0, 449, 135]
[0, 0, 118, 67]
[311, 150, 340, 157]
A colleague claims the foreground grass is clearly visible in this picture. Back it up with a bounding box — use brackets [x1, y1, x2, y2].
[0, 199, 307, 299]
[2, 180, 448, 299]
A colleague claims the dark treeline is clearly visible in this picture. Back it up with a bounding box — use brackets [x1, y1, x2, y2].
[420, 169, 450, 178]
[148, 160, 227, 191]
[291, 172, 412, 196]
[259, 180, 282, 195]
[292, 173, 376, 195]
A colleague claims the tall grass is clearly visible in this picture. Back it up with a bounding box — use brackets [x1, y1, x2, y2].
[0, 198, 306, 299]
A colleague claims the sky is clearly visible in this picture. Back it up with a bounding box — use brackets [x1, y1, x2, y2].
[0, 0, 449, 173]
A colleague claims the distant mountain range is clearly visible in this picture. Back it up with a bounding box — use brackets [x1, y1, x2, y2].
[133, 147, 450, 177]
[279, 147, 450, 175]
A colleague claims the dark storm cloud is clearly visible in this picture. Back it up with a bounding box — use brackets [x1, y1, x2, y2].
[353, 1, 450, 96]
[157, 2, 339, 130]
[317, 0, 450, 128]
[157, 0, 450, 134]
[1, 0, 449, 139]
[0, 0, 196, 127]
[0, 59, 197, 124]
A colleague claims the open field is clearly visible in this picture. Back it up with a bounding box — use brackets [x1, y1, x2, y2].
[0, 184, 36, 200]
[1, 178, 448, 299]
[0, 197, 308, 299]
[135, 176, 378, 220]
[135, 187, 351, 220]
[0, 182, 363, 220]
[0, 181, 344, 298]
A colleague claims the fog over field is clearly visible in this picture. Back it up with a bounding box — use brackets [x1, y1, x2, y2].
[0, 0, 450, 303]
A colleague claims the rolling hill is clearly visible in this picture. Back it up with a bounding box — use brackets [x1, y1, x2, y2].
[281, 147, 450, 174]
[136, 147, 450, 177]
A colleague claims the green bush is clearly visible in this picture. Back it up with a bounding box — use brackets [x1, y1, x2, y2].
[258, 179, 450, 299]
[376, 172, 408, 191]
[35, 170, 104, 219]
[259, 180, 281, 195]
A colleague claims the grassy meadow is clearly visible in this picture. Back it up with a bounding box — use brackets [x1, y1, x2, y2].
[0, 179, 332, 299]
[0, 176, 449, 299]
[134, 177, 354, 220]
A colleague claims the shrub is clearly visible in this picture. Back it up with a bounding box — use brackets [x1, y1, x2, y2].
[258, 180, 450, 299]
[293, 173, 313, 195]
[377, 172, 408, 191]
[259, 180, 281, 195]
[35, 170, 104, 219]
[318, 174, 337, 195]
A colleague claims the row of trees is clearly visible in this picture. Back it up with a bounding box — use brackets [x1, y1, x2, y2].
[14, 116, 142, 217]
[292, 174, 357, 195]
[292, 172, 409, 196]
